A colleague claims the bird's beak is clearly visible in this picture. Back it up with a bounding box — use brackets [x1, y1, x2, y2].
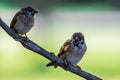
[34, 10, 38, 13]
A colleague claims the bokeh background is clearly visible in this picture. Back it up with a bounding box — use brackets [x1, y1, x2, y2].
[0, 0, 120, 80]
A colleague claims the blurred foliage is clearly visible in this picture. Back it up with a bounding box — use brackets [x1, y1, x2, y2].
[0, 0, 120, 12]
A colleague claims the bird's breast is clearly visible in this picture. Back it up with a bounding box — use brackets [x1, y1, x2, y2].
[14, 16, 34, 34]
[66, 53, 81, 65]
[66, 45, 86, 65]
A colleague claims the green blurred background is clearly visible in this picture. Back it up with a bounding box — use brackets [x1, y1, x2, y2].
[0, 0, 120, 80]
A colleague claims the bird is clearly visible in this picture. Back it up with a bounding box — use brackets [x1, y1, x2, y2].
[10, 6, 38, 38]
[46, 32, 87, 69]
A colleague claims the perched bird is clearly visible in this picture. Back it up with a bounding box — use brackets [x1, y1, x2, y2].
[10, 6, 38, 37]
[46, 32, 87, 69]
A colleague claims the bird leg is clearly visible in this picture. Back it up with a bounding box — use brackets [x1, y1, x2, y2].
[24, 34, 28, 39]
[75, 65, 81, 70]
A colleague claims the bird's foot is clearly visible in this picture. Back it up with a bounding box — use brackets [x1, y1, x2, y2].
[76, 65, 81, 70]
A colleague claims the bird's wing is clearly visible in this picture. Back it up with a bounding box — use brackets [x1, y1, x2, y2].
[10, 12, 19, 28]
[58, 39, 71, 58]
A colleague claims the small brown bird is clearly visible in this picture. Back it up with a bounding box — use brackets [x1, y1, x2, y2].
[10, 6, 38, 37]
[46, 32, 87, 68]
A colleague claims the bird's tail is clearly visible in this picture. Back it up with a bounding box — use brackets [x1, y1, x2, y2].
[46, 62, 57, 68]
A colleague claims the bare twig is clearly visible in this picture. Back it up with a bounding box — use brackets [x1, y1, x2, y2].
[0, 18, 102, 80]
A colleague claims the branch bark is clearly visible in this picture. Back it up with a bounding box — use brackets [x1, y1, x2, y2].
[0, 18, 102, 80]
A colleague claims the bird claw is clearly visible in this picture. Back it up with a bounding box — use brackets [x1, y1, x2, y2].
[14, 38, 22, 42]
[76, 65, 81, 70]
[63, 59, 81, 71]
[24, 34, 28, 39]
[50, 52, 54, 54]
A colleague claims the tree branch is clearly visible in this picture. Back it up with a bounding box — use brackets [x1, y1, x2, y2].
[0, 18, 102, 80]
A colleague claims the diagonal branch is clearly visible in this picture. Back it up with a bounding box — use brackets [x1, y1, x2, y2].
[0, 18, 102, 80]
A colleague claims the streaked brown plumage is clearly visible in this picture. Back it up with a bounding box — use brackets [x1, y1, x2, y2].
[10, 6, 38, 37]
[46, 32, 87, 68]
